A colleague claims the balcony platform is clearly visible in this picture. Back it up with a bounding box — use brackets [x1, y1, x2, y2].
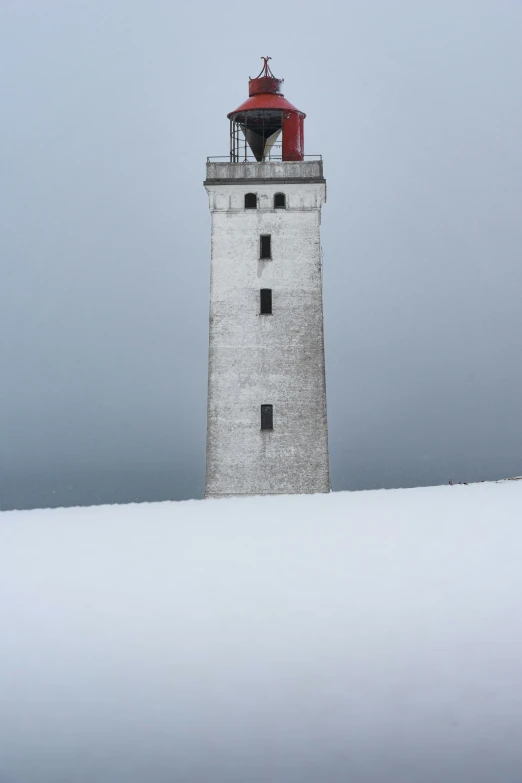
[204, 159, 324, 185]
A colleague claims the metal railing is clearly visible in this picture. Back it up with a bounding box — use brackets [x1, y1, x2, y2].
[207, 153, 323, 163]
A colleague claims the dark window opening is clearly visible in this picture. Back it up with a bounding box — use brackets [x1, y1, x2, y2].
[260, 288, 272, 315]
[245, 193, 257, 209]
[260, 235, 271, 259]
[274, 193, 286, 209]
[261, 404, 273, 430]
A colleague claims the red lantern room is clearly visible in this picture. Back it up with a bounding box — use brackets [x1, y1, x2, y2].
[227, 57, 305, 162]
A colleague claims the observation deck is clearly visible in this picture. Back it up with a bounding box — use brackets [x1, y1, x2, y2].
[204, 158, 324, 185]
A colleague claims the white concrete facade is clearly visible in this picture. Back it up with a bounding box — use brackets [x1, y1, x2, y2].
[204, 160, 330, 497]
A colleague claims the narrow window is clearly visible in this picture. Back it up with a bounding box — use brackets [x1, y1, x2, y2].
[260, 234, 271, 259]
[274, 193, 286, 209]
[245, 193, 257, 209]
[261, 404, 273, 430]
[260, 288, 272, 315]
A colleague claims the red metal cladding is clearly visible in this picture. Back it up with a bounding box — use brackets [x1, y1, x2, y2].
[227, 93, 304, 117]
[249, 76, 283, 96]
[282, 111, 304, 161]
[228, 61, 306, 162]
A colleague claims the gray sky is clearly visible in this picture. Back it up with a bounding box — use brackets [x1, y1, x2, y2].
[1, 0, 522, 509]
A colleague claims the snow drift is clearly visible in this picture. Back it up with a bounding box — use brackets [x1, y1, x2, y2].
[1, 482, 521, 783]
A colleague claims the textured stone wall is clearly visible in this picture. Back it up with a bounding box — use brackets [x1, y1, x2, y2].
[205, 164, 330, 497]
[206, 159, 324, 182]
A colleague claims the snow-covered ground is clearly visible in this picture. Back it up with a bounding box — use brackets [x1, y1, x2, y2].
[1, 482, 521, 783]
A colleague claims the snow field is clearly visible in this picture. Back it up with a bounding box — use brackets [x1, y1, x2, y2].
[1, 481, 521, 782]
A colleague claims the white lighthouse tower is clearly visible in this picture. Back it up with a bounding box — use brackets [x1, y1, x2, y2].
[204, 58, 330, 497]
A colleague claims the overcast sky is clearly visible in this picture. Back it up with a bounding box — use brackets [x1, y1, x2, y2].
[1, 0, 522, 510]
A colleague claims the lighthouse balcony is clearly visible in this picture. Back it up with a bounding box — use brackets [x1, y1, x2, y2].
[204, 158, 324, 185]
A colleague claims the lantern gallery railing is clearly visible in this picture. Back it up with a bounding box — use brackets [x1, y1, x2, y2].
[229, 115, 287, 162]
[207, 153, 323, 163]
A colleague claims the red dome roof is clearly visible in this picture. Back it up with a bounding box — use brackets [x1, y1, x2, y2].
[227, 58, 306, 162]
[228, 92, 305, 119]
[227, 57, 305, 119]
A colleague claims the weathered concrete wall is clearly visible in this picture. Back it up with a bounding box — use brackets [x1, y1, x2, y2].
[205, 163, 330, 497]
[206, 159, 324, 183]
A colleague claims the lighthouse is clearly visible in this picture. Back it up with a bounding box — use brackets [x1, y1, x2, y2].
[204, 58, 330, 497]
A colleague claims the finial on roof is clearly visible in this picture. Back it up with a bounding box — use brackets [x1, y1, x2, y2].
[247, 57, 284, 98]
[254, 56, 275, 79]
